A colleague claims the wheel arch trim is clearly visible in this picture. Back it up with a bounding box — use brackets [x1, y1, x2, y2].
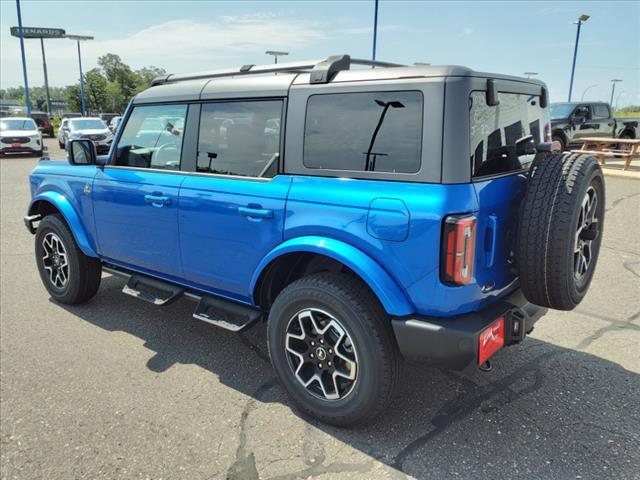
[28, 192, 98, 258]
[251, 236, 414, 316]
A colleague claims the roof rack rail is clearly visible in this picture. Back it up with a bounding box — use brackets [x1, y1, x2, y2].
[150, 55, 406, 87]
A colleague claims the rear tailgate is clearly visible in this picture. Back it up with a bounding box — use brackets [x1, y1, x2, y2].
[473, 173, 527, 294]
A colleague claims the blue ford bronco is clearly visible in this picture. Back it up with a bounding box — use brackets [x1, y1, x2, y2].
[25, 55, 605, 426]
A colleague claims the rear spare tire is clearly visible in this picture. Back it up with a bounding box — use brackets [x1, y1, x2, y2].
[517, 152, 605, 310]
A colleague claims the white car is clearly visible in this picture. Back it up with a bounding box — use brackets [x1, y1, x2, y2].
[58, 117, 114, 154]
[0, 117, 43, 157]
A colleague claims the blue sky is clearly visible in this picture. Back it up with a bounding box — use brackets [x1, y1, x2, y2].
[1, 0, 638, 107]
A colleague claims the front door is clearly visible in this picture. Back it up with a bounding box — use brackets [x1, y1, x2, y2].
[92, 103, 189, 277]
[179, 100, 290, 302]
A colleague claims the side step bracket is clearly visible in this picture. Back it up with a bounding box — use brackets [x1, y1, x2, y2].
[193, 295, 262, 332]
[122, 274, 185, 306]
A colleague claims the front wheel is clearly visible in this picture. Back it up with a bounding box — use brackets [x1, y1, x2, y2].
[35, 214, 102, 304]
[267, 272, 401, 426]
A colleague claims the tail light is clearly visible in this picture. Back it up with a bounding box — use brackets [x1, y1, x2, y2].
[441, 214, 476, 285]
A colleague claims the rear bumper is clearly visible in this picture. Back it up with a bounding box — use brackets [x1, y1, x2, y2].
[391, 289, 547, 370]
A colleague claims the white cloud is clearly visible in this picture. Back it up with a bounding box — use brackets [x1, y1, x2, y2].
[461, 27, 475, 36]
[0, 15, 326, 88]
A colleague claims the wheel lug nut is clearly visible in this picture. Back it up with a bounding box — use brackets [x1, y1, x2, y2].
[318, 363, 323, 369]
[310, 341, 315, 346]
[310, 353, 314, 358]
[328, 361, 332, 367]
[328, 348, 333, 354]
[320, 339, 324, 344]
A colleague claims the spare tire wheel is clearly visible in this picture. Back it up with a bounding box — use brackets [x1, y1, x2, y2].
[517, 152, 605, 310]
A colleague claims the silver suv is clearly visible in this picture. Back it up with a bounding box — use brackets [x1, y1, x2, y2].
[58, 117, 114, 154]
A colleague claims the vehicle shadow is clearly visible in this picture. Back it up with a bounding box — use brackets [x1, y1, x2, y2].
[56, 274, 640, 480]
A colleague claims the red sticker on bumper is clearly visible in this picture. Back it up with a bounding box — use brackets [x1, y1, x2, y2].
[478, 316, 505, 365]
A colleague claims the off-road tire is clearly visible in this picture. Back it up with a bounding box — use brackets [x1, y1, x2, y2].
[267, 272, 402, 426]
[517, 152, 605, 310]
[552, 134, 566, 152]
[35, 214, 102, 304]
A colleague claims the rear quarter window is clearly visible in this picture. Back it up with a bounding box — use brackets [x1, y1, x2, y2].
[470, 91, 547, 178]
[303, 91, 423, 174]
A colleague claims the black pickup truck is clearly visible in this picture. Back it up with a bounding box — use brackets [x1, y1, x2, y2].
[550, 101, 638, 151]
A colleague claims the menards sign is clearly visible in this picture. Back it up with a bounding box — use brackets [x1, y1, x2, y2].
[10, 27, 66, 39]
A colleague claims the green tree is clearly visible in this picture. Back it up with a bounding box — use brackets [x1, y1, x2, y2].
[64, 84, 82, 113]
[84, 68, 109, 113]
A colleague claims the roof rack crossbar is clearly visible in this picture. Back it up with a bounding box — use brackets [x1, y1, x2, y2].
[150, 55, 407, 87]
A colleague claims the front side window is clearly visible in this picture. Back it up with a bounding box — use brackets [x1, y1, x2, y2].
[470, 91, 547, 178]
[303, 91, 423, 173]
[197, 100, 282, 178]
[115, 104, 187, 170]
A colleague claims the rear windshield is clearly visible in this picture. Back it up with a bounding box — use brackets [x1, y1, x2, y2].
[470, 91, 547, 178]
[304, 91, 423, 174]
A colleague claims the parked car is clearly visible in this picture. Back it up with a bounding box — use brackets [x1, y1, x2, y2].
[62, 112, 83, 119]
[57, 117, 113, 154]
[30, 112, 55, 138]
[108, 115, 123, 133]
[99, 112, 120, 125]
[25, 55, 605, 426]
[550, 101, 638, 151]
[1, 117, 42, 156]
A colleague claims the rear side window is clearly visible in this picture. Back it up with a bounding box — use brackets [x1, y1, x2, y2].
[592, 104, 610, 119]
[470, 91, 546, 178]
[304, 91, 423, 173]
[197, 100, 282, 178]
[115, 104, 187, 170]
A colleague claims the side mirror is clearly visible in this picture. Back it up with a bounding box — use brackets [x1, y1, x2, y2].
[516, 135, 537, 156]
[68, 139, 97, 165]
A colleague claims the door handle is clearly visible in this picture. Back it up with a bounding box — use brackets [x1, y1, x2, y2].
[238, 206, 274, 219]
[144, 193, 171, 207]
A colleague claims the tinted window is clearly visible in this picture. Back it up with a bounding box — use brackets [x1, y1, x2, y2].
[115, 104, 187, 170]
[470, 91, 547, 178]
[197, 101, 282, 177]
[304, 91, 423, 173]
[592, 104, 610, 119]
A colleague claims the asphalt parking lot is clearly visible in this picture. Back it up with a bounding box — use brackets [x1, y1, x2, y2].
[1, 137, 639, 480]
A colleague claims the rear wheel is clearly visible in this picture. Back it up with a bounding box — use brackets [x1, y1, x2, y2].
[267, 272, 401, 426]
[552, 134, 566, 152]
[35, 214, 102, 304]
[518, 152, 605, 310]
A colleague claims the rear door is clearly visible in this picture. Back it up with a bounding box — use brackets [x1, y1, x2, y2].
[178, 100, 291, 302]
[591, 103, 615, 137]
[92, 103, 189, 277]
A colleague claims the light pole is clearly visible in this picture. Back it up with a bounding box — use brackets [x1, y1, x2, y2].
[66, 34, 94, 116]
[568, 14, 590, 102]
[581, 84, 597, 101]
[265, 50, 288, 65]
[372, 0, 379, 64]
[15, 0, 31, 117]
[609, 79, 622, 106]
[523, 72, 538, 79]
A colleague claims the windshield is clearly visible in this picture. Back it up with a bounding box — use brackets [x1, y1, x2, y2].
[70, 119, 106, 130]
[0, 118, 37, 131]
[550, 104, 575, 119]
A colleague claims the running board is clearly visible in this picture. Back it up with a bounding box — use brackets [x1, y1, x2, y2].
[193, 295, 262, 332]
[122, 274, 185, 306]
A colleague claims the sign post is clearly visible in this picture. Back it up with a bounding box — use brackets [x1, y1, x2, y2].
[14, 0, 31, 117]
[11, 26, 66, 116]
